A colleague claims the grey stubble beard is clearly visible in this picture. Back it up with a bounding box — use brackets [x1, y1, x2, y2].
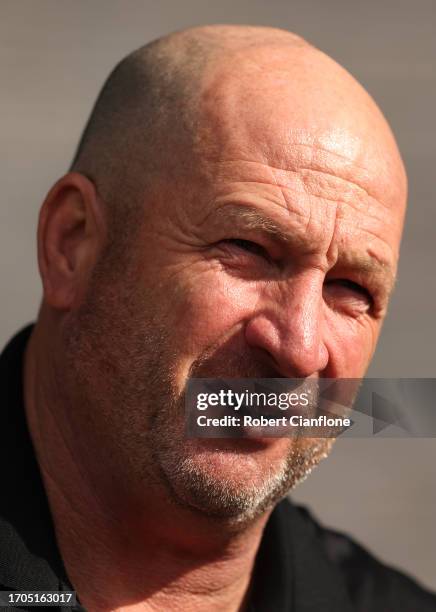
[149, 390, 335, 526]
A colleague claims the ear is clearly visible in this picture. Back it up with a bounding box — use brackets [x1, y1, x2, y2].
[37, 172, 108, 310]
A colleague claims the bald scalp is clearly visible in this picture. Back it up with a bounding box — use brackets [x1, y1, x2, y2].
[71, 25, 406, 256]
[71, 26, 309, 245]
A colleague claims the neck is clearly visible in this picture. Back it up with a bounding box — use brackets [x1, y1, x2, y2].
[23, 325, 270, 612]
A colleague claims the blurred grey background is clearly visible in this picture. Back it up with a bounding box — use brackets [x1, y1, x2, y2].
[1, 0, 435, 591]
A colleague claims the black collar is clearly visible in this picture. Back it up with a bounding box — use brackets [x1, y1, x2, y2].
[0, 325, 73, 592]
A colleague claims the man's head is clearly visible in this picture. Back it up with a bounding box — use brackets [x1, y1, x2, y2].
[35, 25, 407, 526]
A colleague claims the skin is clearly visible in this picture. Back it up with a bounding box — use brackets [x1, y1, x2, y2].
[23, 26, 407, 612]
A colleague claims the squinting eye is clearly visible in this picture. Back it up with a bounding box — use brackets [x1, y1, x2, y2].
[327, 279, 370, 297]
[221, 238, 268, 259]
[324, 279, 373, 315]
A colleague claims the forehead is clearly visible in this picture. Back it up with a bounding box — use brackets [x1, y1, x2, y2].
[184, 51, 407, 265]
[194, 45, 407, 211]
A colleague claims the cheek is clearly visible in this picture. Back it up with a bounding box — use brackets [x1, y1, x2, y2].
[170, 269, 259, 357]
[158, 265, 258, 362]
[322, 309, 380, 377]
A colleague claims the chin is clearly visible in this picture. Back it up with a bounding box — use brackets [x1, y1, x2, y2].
[155, 436, 333, 523]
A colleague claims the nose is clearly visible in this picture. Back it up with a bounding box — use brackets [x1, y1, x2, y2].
[244, 273, 328, 377]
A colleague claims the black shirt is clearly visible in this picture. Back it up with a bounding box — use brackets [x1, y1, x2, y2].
[1, 325, 435, 611]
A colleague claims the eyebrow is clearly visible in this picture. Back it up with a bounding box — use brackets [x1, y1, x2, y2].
[212, 203, 396, 296]
[214, 203, 294, 244]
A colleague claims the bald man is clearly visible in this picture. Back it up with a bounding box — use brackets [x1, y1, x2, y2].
[0, 25, 435, 612]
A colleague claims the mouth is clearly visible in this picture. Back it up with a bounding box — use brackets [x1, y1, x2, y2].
[185, 377, 320, 440]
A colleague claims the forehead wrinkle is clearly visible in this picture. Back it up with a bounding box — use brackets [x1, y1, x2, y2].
[210, 178, 390, 244]
[216, 176, 386, 224]
[214, 152, 391, 213]
[208, 154, 400, 251]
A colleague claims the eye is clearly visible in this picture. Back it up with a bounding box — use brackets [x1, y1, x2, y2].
[324, 279, 373, 316]
[221, 238, 269, 259]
